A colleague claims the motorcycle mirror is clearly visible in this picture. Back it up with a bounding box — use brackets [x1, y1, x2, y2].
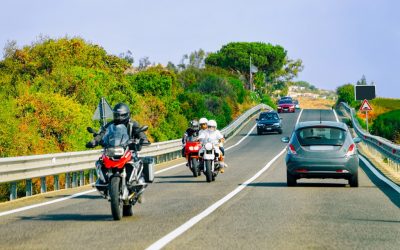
[87, 127, 96, 134]
[139, 126, 148, 132]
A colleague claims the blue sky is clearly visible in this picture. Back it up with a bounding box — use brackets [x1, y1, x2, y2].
[1, 0, 399, 98]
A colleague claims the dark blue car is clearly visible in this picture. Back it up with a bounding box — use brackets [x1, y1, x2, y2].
[256, 111, 283, 135]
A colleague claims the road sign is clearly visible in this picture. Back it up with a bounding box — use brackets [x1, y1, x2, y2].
[93, 97, 113, 126]
[355, 85, 375, 100]
[359, 99, 372, 111]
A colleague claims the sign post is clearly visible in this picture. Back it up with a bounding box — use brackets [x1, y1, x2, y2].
[359, 99, 372, 133]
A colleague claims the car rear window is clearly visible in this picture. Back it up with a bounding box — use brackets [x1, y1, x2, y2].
[279, 100, 293, 104]
[259, 113, 279, 121]
[296, 126, 346, 146]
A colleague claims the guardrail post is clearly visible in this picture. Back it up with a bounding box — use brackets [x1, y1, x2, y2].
[26, 179, 32, 197]
[80, 171, 84, 186]
[10, 182, 17, 200]
[54, 175, 59, 191]
[40, 177, 46, 193]
[89, 169, 94, 183]
[72, 172, 77, 188]
[65, 173, 71, 189]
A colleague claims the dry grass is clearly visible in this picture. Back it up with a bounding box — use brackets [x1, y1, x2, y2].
[296, 97, 335, 110]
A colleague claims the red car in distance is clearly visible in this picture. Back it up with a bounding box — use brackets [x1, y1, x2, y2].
[278, 99, 295, 113]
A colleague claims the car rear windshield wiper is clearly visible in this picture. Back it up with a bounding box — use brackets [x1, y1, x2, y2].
[304, 136, 323, 139]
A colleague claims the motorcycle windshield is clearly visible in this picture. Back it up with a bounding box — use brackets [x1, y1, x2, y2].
[102, 124, 130, 147]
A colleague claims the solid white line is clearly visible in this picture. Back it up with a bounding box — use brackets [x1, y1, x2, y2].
[359, 155, 400, 193]
[225, 124, 256, 150]
[0, 190, 96, 217]
[146, 148, 287, 250]
[155, 162, 186, 174]
[333, 109, 339, 122]
[296, 109, 304, 125]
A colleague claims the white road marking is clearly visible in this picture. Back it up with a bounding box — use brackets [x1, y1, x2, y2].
[0, 190, 96, 217]
[333, 109, 339, 122]
[359, 155, 400, 194]
[146, 148, 287, 250]
[146, 108, 305, 250]
[0, 121, 257, 217]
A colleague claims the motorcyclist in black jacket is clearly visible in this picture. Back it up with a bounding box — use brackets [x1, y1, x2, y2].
[181, 120, 200, 157]
[86, 103, 150, 149]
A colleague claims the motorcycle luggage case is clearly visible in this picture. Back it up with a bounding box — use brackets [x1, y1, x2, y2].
[142, 157, 155, 183]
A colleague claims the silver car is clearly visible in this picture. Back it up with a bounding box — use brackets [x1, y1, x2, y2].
[281, 121, 361, 187]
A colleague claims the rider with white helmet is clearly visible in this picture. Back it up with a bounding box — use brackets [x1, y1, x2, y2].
[198, 119, 227, 173]
[198, 117, 208, 137]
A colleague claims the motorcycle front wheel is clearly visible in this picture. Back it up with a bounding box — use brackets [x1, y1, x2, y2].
[205, 160, 213, 183]
[191, 158, 199, 177]
[110, 177, 122, 220]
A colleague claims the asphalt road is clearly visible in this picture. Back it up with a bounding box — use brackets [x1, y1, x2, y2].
[0, 109, 399, 250]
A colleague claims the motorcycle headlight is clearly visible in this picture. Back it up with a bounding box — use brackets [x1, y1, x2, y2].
[205, 142, 213, 150]
[106, 146, 125, 157]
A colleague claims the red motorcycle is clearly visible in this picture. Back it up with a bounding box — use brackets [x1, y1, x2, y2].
[88, 124, 152, 220]
[184, 138, 201, 177]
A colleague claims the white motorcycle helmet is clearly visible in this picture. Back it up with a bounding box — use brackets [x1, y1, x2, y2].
[199, 117, 208, 129]
[207, 120, 217, 131]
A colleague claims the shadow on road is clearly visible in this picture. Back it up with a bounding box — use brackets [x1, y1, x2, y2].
[246, 182, 347, 188]
[44, 194, 101, 200]
[156, 175, 193, 179]
[156, 180, 205, 184]
[19, 213, 112, 221]
[359, 158, 400, 208]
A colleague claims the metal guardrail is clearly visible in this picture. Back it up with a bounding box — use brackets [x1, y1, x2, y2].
[0, 104, 270, 200]
[339, 102, 400, 165]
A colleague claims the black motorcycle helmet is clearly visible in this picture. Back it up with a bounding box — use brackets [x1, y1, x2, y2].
[113, 103, 130, 124]
[190, 120, 199, 131]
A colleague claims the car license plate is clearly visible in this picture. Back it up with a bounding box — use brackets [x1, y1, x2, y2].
[266, 127, 272, 130]
[310, 145, 334, 151]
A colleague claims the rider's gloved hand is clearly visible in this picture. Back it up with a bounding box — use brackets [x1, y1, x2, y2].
[86, 140, 97, 148]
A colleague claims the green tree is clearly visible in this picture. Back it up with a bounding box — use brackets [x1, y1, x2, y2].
[205, 42, 287, 82]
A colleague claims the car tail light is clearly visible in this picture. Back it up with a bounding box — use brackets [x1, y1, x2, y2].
[345, 144, 356, 157]
[288, 144, 297, 155]
[296, 169, 308, 173]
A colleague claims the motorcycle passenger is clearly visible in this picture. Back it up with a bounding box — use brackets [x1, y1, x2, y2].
[198, 119, 227, 173]
[86, 103, 150, 184]
[181, 119, 200, 157]
[198, 117, 208, 137]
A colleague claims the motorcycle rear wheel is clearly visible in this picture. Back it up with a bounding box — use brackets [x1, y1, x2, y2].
[205, 160, 212, 183]
[110, 177, 122, 220]
[191, 158, 199, 177]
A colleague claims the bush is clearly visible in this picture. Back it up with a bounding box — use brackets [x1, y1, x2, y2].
[371, 110, 400, 142]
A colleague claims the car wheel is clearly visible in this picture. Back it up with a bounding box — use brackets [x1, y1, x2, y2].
[278, 129, 283, 134]
[257, 129, 262, 135]
[349, 171, 359, 187]
[287, 171, 297, 186]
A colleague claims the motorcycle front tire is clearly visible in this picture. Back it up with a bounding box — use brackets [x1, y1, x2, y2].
[191, 158, 199, 177]
[110, 177, 122, 220]
[205, 160, 213, 183]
